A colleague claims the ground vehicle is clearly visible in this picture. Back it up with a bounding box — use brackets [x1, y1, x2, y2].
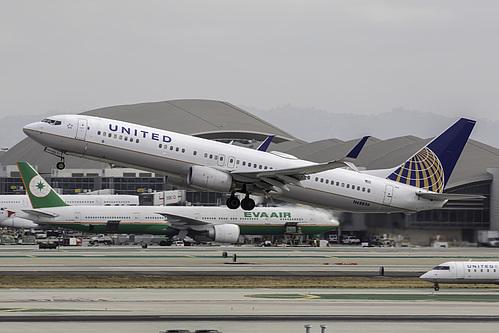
[88, 234, 113, 246]
[342, 235, 360, 245]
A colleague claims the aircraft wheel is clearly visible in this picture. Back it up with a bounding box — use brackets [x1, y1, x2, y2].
[226, 196, 240, 210]
[434, 283, 440, 291]
[241, 197, 255, 211]
[56, 161, 65, 170]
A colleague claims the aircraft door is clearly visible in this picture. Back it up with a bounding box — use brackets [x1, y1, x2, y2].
[76, 118, 88, 140]
[228, 156, 235, 168]
[194, 213, 201, 220]
[134, 212, 141, 222]
[75, 212, 81, 222]
[383, 185, 394, 205]
[455, 262, 465, 279]
[96, 198, 103, 206]
[106, 220, 120, 233]
[217, 155, 225, 167]
[22, 197, 29, 208]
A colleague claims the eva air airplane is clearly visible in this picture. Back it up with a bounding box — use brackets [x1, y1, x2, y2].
[16, 162, 338, 242]
[23, 115, 477, 212]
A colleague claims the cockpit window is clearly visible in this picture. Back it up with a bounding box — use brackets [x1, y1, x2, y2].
[41, 118, 62, 125]
[433, 265, 450, 271]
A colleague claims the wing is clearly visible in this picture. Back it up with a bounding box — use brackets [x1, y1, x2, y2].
[155, 212, 212, 231]
[231, 136, 370, 193]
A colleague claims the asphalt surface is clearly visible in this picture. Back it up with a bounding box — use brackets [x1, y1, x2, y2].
[1, 245, 499, 332]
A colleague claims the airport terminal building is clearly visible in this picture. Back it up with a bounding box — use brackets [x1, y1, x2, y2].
[1, 100, 498, 245]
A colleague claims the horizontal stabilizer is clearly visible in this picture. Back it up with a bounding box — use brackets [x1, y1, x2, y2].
[21, 209, 59, 218]
[416, 192, 485, 201]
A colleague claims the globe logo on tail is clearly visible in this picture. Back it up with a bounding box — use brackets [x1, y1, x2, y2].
[388, 147, 444, 193]
[29, 175, 51, 198]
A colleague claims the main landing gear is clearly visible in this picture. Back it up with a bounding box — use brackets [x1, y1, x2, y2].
[226, 193, 255, 211]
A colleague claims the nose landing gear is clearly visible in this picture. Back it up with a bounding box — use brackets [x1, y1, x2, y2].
[56, 159, 66, 170]
[434, 283, 440, 291]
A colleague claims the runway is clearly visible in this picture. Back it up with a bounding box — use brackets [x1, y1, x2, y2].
[1, 245, 499, 332]
[1, 245, 497, 276]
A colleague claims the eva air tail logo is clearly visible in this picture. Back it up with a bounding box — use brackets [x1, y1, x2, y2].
[29, 175, 51, 198]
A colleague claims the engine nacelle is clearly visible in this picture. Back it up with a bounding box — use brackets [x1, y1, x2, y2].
[187, 165, 234, 193]
[206, 224, 240, 243]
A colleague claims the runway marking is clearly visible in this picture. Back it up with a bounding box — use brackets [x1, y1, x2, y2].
[246, 293, 499, 302]
[0, 308, 101, 312]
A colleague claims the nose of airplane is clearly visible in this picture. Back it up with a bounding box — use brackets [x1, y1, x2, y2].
[23, 121, 40, 138]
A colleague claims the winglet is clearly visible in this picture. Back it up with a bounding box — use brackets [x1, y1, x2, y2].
[17, 162, 69, 209]
[257, 135, 275, 152]
[346, 136, 370, 159]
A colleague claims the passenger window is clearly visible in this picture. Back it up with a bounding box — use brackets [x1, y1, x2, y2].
[176, 147, 179, 152]
[248, 163, 251, 167]
[315, 177, 318, 181]
[98, 131, 101, 135]
[136, 139, 139, 143]
[242, 161, 246, 166]
[193, 151, 197, 155]
[259, 165, 262, 169]
[204, 153, 208, 158]
[209, 154, 213, 159]
[326, 180, 329, 184]
[347, 184, 350, 189]
[182, 148, 185, 153]
[320, 178, 324, 183]
[159, 144, 162, 148]
[108, 133, 112, 137]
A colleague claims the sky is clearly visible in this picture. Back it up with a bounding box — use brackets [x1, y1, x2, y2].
[2, 1, 499, 123]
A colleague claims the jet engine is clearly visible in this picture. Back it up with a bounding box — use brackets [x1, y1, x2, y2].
[187, 165, 234, 193]
[206, 224, 240, 243]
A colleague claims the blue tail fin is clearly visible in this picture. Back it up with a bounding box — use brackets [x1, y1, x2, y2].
[387, 118, 475, 193]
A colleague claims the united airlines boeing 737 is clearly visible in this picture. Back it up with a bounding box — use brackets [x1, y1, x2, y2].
[16, 162, 338, 242]
[23, 115, 477, 212]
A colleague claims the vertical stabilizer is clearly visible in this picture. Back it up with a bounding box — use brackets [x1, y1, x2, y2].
[386, 118, 475, 193]
[17, 162, 69, 208]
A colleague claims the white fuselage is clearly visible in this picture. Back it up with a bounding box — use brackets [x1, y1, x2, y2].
[0, 194, 139, 229]
[23, 115, 446, 213]
[420, 261, 499, 284]
[22, 205, 338, 236]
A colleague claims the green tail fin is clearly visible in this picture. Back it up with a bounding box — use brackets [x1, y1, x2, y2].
[17, 162, 69, 208]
